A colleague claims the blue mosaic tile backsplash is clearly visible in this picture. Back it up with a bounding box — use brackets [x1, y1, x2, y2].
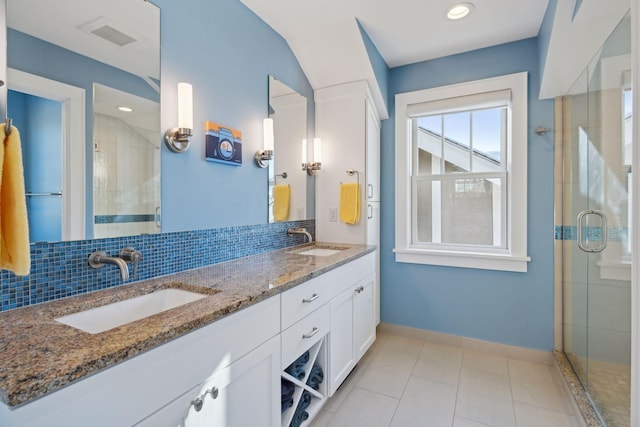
[0, 220, 314, 312]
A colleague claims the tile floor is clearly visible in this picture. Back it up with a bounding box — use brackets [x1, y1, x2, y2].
[311, 332, 582, 427]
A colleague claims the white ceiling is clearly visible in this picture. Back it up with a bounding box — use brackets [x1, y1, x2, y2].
[240, 0, 549, 117]
[7, 0, 160, 80]
[242, 0, 549, 68]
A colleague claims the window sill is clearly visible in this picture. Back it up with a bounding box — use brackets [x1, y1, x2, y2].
[393, 248, 531, 272]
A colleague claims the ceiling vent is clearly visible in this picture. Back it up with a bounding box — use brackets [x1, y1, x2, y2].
[78, 17, 141, 48]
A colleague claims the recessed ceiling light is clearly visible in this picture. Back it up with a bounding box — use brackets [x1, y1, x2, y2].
[446, 2, 474, 20]
[117, 106, 134, 112]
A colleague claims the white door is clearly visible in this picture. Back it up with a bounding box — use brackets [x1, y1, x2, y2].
[329, 287, 356, 395]
[355, 274, 376, 358]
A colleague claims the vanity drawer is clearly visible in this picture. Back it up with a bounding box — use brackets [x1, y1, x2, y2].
[281, 274, 333, 329]
[281, 304, 330, 369]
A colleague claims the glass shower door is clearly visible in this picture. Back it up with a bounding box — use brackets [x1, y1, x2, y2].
[562, 13, 631, 426]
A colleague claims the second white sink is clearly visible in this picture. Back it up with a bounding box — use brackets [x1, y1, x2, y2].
[297, 248, 343, 256]
[56, 288, 207, 334]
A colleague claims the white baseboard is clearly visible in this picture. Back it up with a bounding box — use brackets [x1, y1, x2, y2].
[377, 323, 554, 365]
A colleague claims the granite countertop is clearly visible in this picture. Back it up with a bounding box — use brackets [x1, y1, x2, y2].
[0, 242, 375, 407]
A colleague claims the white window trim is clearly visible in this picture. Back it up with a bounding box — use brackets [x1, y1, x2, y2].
[394, 72, 530, 272]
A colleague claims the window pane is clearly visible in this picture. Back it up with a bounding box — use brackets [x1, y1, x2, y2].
[416, 116, 442, 174]
[472, 108, 505, 169]
[443, 112, 470, 172]
[414, 176, 504, 247]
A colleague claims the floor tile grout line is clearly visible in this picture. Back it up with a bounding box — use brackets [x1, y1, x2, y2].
[451, 348, 465, 427]
[506, 358, 519, 426]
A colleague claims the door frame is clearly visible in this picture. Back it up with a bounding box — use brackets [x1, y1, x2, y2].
[8, 68, 86, 241]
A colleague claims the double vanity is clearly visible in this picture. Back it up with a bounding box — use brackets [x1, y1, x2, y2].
[0, 243, 376, 427]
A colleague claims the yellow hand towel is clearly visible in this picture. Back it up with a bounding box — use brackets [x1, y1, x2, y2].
[340, 182, 360, 225]
[273, 185, 290, 222]
[0, 126, 30, 276]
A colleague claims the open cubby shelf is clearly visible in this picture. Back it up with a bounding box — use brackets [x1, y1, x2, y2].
[281, 335, 328, 427]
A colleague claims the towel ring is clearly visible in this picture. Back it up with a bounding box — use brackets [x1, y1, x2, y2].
[345, 169, 360, 187]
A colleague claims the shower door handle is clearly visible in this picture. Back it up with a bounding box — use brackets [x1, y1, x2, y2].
[577, 210, 608, 253]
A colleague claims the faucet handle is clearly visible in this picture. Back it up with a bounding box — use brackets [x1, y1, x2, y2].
[120, 247, 143, 278]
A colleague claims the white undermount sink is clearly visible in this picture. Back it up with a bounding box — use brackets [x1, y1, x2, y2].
[297, 248, 343, 257]
[56, 288, 207, 334]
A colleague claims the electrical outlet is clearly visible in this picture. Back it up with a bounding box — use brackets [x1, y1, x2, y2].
[329, 208, 337, 222]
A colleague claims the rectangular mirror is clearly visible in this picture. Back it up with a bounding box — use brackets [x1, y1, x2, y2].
[7, 0, 160, 242]
[268, 76, 309, 222]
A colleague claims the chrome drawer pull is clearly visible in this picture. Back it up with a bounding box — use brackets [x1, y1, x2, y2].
[302, 293, 319, 303]
[302, 327, 319, 339]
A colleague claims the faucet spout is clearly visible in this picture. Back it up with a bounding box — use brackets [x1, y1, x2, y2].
[88, 251, 130, 281]
[287, 227, 313, 243]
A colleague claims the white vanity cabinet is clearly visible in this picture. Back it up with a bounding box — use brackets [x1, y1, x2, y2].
[0, 296, 281, 427]
[328, 273, 375, 395]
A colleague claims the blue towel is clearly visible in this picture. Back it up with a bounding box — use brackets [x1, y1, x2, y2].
[285, 351, 310, 380]
[282, 379, 295, 399]
[290, 391, 312, 427]
[306, 365, 324, 391]
[282, 396, 294, 413]
[300, 390, 312, 410]
[290, 409, 308, 427]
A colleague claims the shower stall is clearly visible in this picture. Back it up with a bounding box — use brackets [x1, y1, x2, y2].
[560, 12, 631, 426]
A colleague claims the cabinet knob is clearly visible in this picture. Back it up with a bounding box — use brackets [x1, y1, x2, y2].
[191, 397, 204, 412]
[190, 386, 219, 412]
[355, 286, 364, 294]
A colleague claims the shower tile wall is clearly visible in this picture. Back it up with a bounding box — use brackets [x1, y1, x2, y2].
[93, 113, 160, 238]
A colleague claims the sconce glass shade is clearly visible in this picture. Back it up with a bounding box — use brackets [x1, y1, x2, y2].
[313, 138, 322, 163]
[165, 82, 193, 153]
[177, 83, 193, 129]
[255, 118, 274, 168]
[301, 139, 307, 168]
[263, 118, 274, 151]
[307, 137, 322, 175]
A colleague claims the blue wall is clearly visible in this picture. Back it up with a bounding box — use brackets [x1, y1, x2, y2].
[8, 90, 63, 243]
[155, 0, 314, 232]
[381, 38, 555, 351]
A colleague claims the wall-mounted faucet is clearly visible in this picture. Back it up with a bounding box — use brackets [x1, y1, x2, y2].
[88, 248, 143, 282]
[287, 227, 313, 243]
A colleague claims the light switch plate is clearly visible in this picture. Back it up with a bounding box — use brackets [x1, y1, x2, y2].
[329, 208, 337, 222]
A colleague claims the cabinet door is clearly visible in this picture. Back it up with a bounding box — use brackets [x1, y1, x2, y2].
[329, 287, 356, 396]
[183, 336, 280, 427]
[355, 274, 376, 359]
[366, 100, 380, 202]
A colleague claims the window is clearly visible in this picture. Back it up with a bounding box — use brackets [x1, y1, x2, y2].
[394, 72, 530, 272]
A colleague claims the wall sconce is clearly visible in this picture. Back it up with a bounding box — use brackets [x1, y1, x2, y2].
[255, 118, 274, 168]
[164, 82, 193, 153]
[302, 137, 322, 176]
